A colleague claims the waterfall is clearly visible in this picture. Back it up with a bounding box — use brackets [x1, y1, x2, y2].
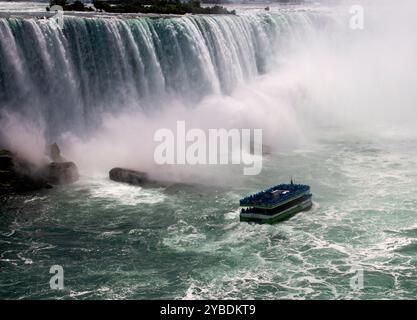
[0, 12, 327, 139]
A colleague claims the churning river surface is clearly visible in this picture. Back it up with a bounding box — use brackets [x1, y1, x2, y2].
[2, 1, 417, 299]
[2, 131, 417, 299]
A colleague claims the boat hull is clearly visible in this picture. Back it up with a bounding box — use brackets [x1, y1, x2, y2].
[240, 196, 312, 224]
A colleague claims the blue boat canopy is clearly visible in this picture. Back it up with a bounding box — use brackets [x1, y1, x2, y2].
[240, 184, 310, 207]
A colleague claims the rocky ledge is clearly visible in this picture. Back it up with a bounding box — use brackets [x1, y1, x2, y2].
[0, 149, 52, 194]
[43, 143, 79, 185]
[1, 143, 80, 195]
[46, 161, 79, 185]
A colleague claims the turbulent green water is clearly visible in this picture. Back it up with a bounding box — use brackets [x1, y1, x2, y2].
[2, 131, 417, 299]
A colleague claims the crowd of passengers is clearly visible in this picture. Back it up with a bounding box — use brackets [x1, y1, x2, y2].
[240, 184, 309, 206]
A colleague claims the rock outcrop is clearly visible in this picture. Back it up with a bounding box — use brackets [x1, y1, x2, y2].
[0, 141, 81, 195]
[0, 149, 52, 194]
[43, 142, 79, 185]
[47, 142, 66, 163]
[109, 167, 149, 186]
[46, 161, 79, 185]
[108, 167, 202, 191]
[0, 149, 13, 169]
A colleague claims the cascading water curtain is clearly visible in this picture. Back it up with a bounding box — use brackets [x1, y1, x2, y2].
[0, 12, 327, 138]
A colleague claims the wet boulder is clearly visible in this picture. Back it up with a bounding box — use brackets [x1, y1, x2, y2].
[109, 168, 149, 186]
[46, 161, 79, 185]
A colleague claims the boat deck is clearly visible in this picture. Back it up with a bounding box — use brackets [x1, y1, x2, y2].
[240, 183, 310, 209]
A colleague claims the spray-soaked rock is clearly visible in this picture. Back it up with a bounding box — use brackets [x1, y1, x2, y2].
[109, 168, 149, 186]
[46, 161, 79, 185]
[108, 167, 201, 189]
[46, 142, 66, 162]
[0, 149, 14, 170]
[0, 149, 52, 194]
[42, 143, 79, 185]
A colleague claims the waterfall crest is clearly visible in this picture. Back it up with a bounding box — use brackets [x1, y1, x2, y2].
[0, 12, 325, 137]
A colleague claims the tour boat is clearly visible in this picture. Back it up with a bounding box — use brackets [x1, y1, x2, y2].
[239, 181, 312, 224]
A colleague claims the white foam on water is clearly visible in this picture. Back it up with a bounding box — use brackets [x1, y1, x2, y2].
[79, 176, 166, 206]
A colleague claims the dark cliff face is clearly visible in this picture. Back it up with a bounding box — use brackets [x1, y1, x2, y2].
[0, 149, 52, 195]
[0, 143, 81, 195]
